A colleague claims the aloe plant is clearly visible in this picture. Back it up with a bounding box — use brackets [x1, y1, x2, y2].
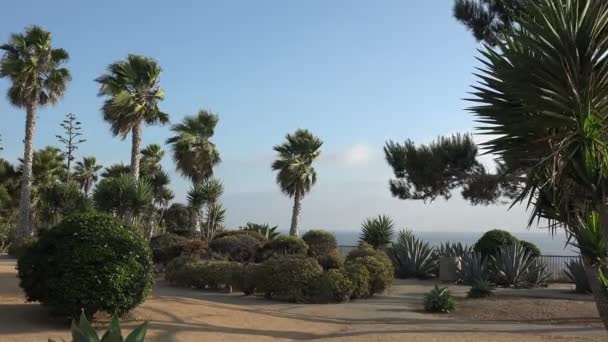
[491, 243, 534, 288]
[391, 229, 437, 279]
[50, 311, 148, 342]
[458, 252, 488, 285]
[565, 259, 591, 294]
[437, 242, 472, 258]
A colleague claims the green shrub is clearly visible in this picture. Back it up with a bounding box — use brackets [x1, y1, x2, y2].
[345, 243, 394, 294]
[209, 235, 262, 262]
[359, 215, 395, 249]
[213, 230, 267, 243]
[474, 229, 517, 258]
[390, 229, 437, 279]
[7, 237, 37, 258]
[345, 242, 377, 262]
[316, 251, 344, 270]
[240, 263, 263, 295]
[302, 230, 338, 257]
[180, 239, 208, 258]
[150, 233, 187, 264]
[307, 269, 354, 303]
[519, 240, 541, 258]
[165, 255, 200, 287]
[18, 212, 154, 318]
[50, 312, 148, 342]
[255, 255, 322, 302]
[345, 263, 371, 299]
[258, 236, 308, 260]
[467, 279, 494, 298]
[165, 257, 242, 289]
[424, 285, 456, 313]
[240, 222, 280, 240]
[565, 258, 591, 294]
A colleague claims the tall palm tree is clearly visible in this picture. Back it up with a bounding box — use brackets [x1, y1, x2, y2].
[0, 25, 71, 238]
[101, 163, 130, 179]
[468, 0, 608, 328]
[96, 55, 169, 181]
[166, 110, 221, 185]
[272, 129, 323, 236]
[73, 156, 103, 196]
[140, 144, 165, 176]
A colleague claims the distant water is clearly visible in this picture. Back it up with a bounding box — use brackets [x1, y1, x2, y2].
[331, 230, 579, 256]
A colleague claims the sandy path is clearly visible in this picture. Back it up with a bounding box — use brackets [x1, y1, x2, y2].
[0, 258, 605, 341]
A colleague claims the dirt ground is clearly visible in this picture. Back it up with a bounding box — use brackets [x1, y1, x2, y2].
[0, 258, 606, 342]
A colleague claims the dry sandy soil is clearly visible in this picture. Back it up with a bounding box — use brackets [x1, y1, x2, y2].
[0, 258, 606, 342]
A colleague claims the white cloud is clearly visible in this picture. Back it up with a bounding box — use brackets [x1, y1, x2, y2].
[321, 142, 379, 167]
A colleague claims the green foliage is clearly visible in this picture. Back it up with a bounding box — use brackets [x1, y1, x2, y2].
[150, 233, 187, 264]
[162, 203, 190, 234]
[92, 174, 153, 225]
[359, 215, 394, 249]
[36, 181, 92, 228]
[491, 243, 534, 288]
[424, 285, 456, 313]
[307, 269, 354, 303]
[345, 242, 377, 262]
[241, 222, 280, 241]
[17, 212, 154, 317]
[344, 262, 371, 299]
[316, 252, 344, 271]
[302, 230, 338, 257]
[255, 255, 323, 302]
[458, 252, 489, 285]
[565, 259, 591, 294]
[258, 236, 308, 260]
[391, 229, 437, 279]
[474, 229, 517, 258]
[437, 242, 472, 258]
[7, 237, 36, 258]
[346, 244, 394, 295]
[50, 311, 147, 342]
[525, 259, 550, 288]
[213, 230, 267, 242]
[164, 255, 200, 286]
[453, 0, 526, 46]
[208, 235, 262, 263]
[467, 278, 494, 298]
[166, 260, 243, 290]
[180, 239, 207, 258]
[519, 240, 541, 258]
[73, 157, 103, 196]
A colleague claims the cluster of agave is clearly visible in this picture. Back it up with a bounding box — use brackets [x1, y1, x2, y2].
[49, 312, 148, 342]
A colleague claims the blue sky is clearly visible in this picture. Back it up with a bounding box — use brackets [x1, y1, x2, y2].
[0, 0, 545, 234]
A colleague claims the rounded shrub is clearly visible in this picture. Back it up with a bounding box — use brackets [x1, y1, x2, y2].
[257, 236, 308, 261]
[7, 237, 37, 259]
[519, 240, 541, 258]
[209, 235, 262, 262]
[307, 269, 354, 303]
[316, 251, 344, 270]
[345, 244, 394, 295]
[345, 242, 377, 262]
[150, 233, 187, 264]
[473, 229, 517, 258]
[240, 263, 263, 295]
[345, 262, 371, 299]
[302, 230, 338, 257]
[213, 230, 267, 243]
[255, 255, 322, 302]
[18, 212, 154, 318]
[165, 255, 201, 287]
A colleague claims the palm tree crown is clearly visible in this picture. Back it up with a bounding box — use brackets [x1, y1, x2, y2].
[272, 129, 323, 198]
[166, 110, 221, 184]
[73, 156, 103, 196]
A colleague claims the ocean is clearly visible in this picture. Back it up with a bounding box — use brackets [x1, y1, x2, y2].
[330, 230, 578, 256]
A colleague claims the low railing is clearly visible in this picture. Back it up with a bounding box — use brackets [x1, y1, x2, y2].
[337, 245, 579, 283]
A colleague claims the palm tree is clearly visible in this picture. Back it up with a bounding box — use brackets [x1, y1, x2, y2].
[468, 0, 608, 328]
[96, 55, 169, 181]
[140, 144, 165, 176]
[73, 157, 103, 196]
[272, 129, 323, 236]
[101, 163, 130, 179]
[453, 0, 527, 45]
[166, 110, 221, 185]
[0, 25, 71, 238]
[186, 177, 224, 240]
[186, 185, 206, 233]
[360, 215, 395, 249]
[24, 147, 67, 190]
[92, 174, 153, 227]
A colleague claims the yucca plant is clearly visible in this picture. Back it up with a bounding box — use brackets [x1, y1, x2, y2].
[359, 215, 395, 249]
[565, 258, 591, 294]
[437, 242, 472, 258]
[391, 229, 436, 279]
[241, 222, 280, 240]
[458, 252, 488, 285]
[525, 259, 551, 288]
[491, 243, 534, 288]
[467, 278, 494, 298]
[424, 285, 456, 313]
[50, 311, 148, 342]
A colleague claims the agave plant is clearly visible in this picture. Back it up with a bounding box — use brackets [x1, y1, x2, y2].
[525, 259, 551, 288]
[565, 258, 591, 294]
[359, 215, 395, 249]
[467, 278, 494, 298]
[424, 285, 456, 313]
[241, 222, 280, 240]
[437, 242, 472, 258]
[391, 229, 436, 279]
[50, 311, 147, 342]
[458, 252, 488, 285]
[491, 243, 534, 288]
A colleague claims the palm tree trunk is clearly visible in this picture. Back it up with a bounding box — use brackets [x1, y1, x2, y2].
[16, 104, 37, 239]
[130, 123, 142, 181]
[289, 192, 302, 237]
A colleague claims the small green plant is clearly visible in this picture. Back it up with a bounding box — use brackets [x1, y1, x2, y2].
[424, 285, 456, 313]
[50, 311, 148, 342]
[467, 279, 494, 298]
[565, 259, 591, 294]
[359, 215, 395, 249]
[390, 229, 437, 279]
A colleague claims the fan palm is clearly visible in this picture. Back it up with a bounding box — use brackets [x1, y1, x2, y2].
[96, 55, 169, 180]
[469, 0, 608, 328]
[140, 144, 165, 176]
[272, 129, 322, 236]
[360, 215, 395, 249]
[101, 163, 130, 179]
[73, 156, 103, 196]
[186, 177, 224, 239]
[166, 110, 221, 184]
[92, 174, 153, 227]
[22, 147, 67, 190]
[0, 25, 71, 238]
